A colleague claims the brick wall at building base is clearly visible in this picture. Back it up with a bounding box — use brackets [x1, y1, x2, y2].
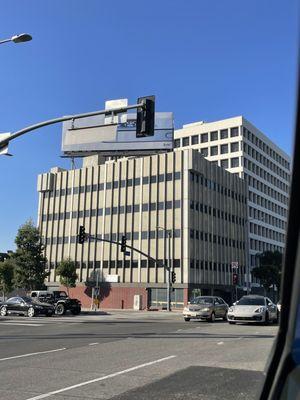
[62, 284, 148, 310]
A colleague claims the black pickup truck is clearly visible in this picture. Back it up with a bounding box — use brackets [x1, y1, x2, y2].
[30, 290, 81, 315]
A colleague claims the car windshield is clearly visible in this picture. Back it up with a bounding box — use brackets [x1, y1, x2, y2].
[21, 296, 33, 303]
[237, 297, 265, 306]
[190, 297, 214, 305]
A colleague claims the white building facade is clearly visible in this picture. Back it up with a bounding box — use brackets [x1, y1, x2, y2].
[174, 116, 290, 289]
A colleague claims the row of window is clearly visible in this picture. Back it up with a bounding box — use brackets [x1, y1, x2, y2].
[176, 127, 240, 148]
[244, 158, 289, 193]
[189, 172, 246, 204]
[243, 142, 289, 180]
[41, 200, 182, 222]
[48, 259, 181, 270]
[190, 201, 246, 226]
[250, 239, 285, 253]
[243, 127, 290, 170]
[45, 229, 182, 245]
[249, 223, 285, 242]
[47, 172, 181, 197]
[244, 173, 289, 205]
[249, 207, 287, 232]
[249, 191, 288, 218]
[189, 229, 245, 250]
[190, 260, 245, 276]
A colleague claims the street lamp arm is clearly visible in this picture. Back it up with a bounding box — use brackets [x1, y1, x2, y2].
[0, 103, 141, 148]
[0, 38, 12, 45]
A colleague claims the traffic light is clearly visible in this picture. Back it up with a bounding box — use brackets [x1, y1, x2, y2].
[77, 226, 86, 244]
[121, 235, 127, 252]
[136, 96, 155, 137]
[171, 271, 176, 284]
[232, 273, 238, 285]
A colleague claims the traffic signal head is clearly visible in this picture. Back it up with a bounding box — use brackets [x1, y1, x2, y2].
[78, 226, 86, 244]
[171, 271, 176, 284]
[136, 96, 155, 137]
[121, 235, 127, 252]
[232, 273, 238, 285]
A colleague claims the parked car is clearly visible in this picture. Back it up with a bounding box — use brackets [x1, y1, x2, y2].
[227, 295, 278, 324]
[183, 296, 228, 322]
[0, 296, 54, 317]
[30, 290, 81, 315]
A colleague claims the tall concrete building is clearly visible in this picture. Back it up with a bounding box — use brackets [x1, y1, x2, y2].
[174, 116, 290, 288]
[37, 148, 248, 308]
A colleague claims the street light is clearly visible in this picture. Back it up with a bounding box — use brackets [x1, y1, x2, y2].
[0, 33, 32, 45]
[157, 226, 172, 312]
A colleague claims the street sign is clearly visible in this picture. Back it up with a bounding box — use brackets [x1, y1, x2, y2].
[231, 261, 239, 270]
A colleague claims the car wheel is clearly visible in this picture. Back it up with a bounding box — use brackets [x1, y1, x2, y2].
[0, 306, 7, 316]
[55, 304, 65, 315]
[209, 312, 216, 322]
[184, 317, 190, 322]
[27, 307, 35, 318]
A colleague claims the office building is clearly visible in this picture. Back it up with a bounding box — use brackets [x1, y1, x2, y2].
[174, 117, 290, 288]
[37, 148, 248, 308]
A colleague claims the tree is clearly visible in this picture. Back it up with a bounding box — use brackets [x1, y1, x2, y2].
[252, 250, 283, 295]
[0, 258, 15, 300]
[56, 258, 78, 295]
[13, 220, 49, 291]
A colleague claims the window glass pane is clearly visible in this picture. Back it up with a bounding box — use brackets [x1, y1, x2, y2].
[231, 142, 239, 152]
[221, 144, 228, 154]
[210, 131, 218, 141]
[191, 135, 199, 145]
[230, 127, 239, 137]
[220, 129, 228, 139]
[231, 157, 239, 168]
[210, 146, 218, 156]
[174, 139, 180, 148]
[201, 133, 208, 143]
[201, 148, 208, 157]
[182, 137, 190, 146]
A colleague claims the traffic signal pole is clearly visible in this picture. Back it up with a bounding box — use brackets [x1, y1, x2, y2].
[0, 99, 153, 153]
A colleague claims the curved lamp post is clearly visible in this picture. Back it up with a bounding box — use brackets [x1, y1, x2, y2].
[0, 33, 32, 45]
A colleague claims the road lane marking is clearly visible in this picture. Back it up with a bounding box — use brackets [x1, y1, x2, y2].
[0, 322, 43, 327]
[88, 343, 99, 346]
[0, 348, 66, 362]
[217, 342, 224, 345]
[25, 355, 177, 400]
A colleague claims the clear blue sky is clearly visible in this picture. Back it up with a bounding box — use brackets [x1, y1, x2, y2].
[0, 0, 298, 251]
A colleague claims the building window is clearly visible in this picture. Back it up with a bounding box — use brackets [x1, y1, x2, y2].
[210, 146, 218, 156]
[182, 137, 190, 147]
[143, 176, 149, 185]
[166, 173, 172, 181]
[174, 139, 180, 148]
[210, 131, 218, 141]
[231, 142, 239, 152]
[191, 135, 199, 145]
[230, 157, 239, 168]
[150, 176, 157, 184]
[201, 148, 208, 157]
[201, 133, 208, 143]
[221, 144, 228, 154]
[230, 127, 239, 137]
[220, 129, 228, 139]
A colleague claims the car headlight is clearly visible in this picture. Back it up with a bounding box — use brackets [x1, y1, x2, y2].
[228, 307, 234, 312]
[254, 307, 265, 313]
[202, 308, 210, 312]
[183, 307, 189, 312]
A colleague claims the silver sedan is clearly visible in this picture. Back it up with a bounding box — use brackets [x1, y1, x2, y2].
[183, 296, 228, 322]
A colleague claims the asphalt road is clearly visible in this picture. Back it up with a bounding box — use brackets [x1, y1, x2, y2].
[0, 311, 278, 400]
